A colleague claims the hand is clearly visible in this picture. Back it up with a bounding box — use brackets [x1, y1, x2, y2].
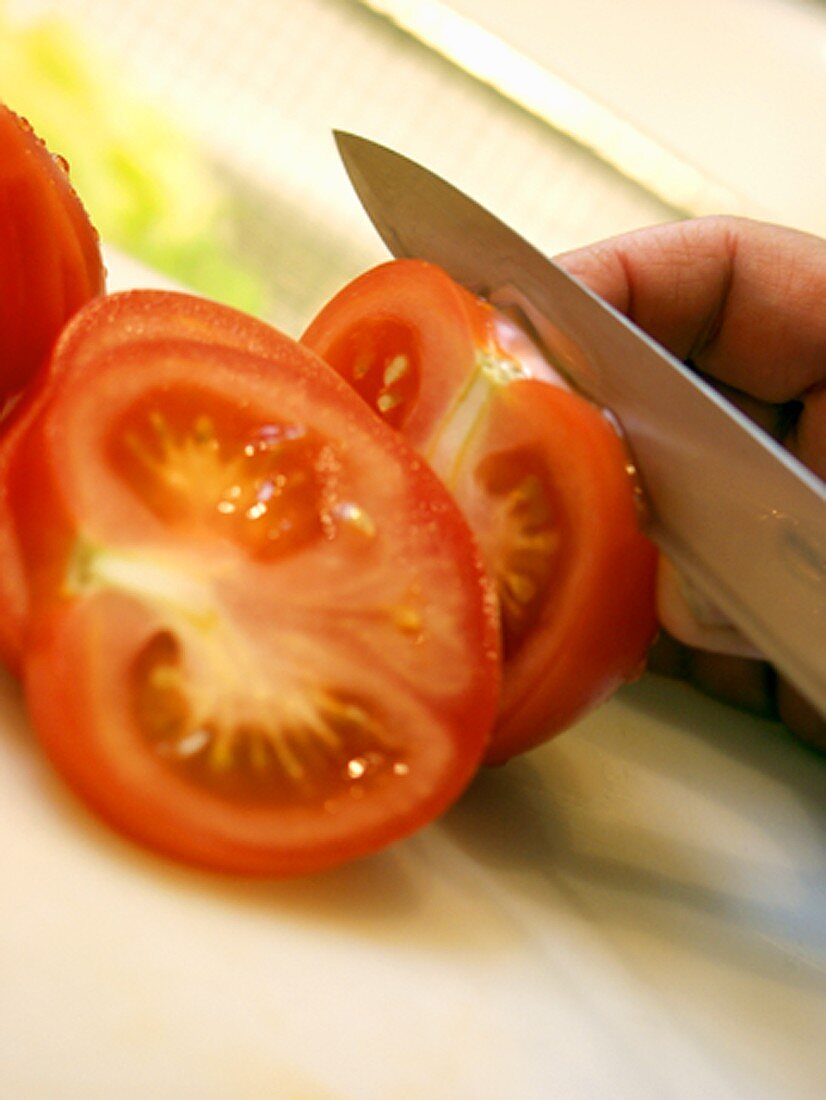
[556, 216, 826, 750]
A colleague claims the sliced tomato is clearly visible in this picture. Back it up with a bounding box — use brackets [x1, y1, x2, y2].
[0, 103, 103, 409]
[9, 317, 499, 875]
[434, 376, 657, 761]
[302, 259, 658, 760]
[301, 259, 558, 450]
[0, 289, 293, 672]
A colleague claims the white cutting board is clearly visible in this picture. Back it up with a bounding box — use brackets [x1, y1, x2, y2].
[1, 253, 824, 1100]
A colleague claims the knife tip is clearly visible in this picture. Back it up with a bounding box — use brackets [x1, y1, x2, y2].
[332, 129, 366, 159]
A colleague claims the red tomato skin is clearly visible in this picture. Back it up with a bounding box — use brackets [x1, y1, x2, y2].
[44, 287, 296, 367]
[0, 105, 105, 668]
[11, 330, 500, 876]
[0, 104, 104, 408]
[0, 290, 299, 672]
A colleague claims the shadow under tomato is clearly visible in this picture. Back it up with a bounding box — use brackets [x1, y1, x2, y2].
[0, 662, 28, 744]
[28, 735, 516, 956]
[152, 818, 524, 955]
[3, 648, 514, 955]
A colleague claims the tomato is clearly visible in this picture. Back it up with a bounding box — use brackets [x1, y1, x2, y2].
[0, 289, 291, 672]
[432, 375, 658, 761]
[301, 258, 558, 450]
[9, 306, 499, 875]
[302, 259, 658, 761]
[0, 103, 103, 410]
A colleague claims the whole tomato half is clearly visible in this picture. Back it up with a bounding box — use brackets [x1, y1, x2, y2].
[8, 297, 500, 875]
[302, 259, 658, 761]
[0, 103, 103, 409]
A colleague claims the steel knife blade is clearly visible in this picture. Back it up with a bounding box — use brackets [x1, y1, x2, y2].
[334, 131, 826, 714]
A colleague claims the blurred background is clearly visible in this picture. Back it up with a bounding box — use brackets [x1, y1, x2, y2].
[1, 0, 823, 334]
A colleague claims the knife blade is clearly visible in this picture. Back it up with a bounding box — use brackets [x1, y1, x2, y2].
[335, 131, 826, 715]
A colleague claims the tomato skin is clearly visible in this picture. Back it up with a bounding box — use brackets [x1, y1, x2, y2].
[303, 259, 658, 761]
[0, 290, 295, 672]
[11, 322, 500, 876]
[44, 287, 295, 367]
[0, 104, 104, 667]
[0, 104, 103, 408]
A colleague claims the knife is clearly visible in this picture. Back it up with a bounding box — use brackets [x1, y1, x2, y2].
[334, 131, 826, 715]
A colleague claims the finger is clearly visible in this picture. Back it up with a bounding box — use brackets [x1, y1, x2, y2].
[558, 218, 826, 742]
[787, 380, 826, 480]
[777, 682, 826, 751]
[556, 216, 826, 404]
[650, 632, 826, 749]
[649, 630, 777, 719]
[688, 649, 777, 719]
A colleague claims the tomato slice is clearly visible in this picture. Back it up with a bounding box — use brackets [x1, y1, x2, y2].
[437, 376, 657, 760]
[302, 259, 658, 760]
[0, 290, 293, 672]
[0, 103, 103, 409]
[301, 259, 558, 450]
[10, 318, 499, 875]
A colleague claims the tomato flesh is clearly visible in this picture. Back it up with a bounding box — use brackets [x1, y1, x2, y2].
[303, 259, 658, 760]
[319, 317, 422, 431]
[11, 311, 499, 875]
[445, 377, 657, 760]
